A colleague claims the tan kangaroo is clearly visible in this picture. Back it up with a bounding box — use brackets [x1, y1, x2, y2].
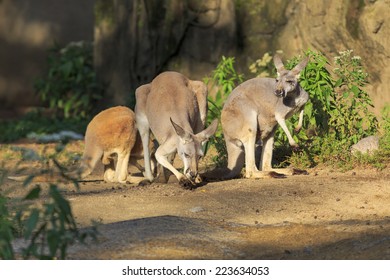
[9, 106, 148, 184]
[220, 54, 309, 179]
[135, 71, 218, 189]
[78, 106, 152, 184]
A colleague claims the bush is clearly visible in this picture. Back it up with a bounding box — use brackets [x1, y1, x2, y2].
[0, 144, 97, 260]
[0, 110, 88, 143]
[35, 41, 103, 119]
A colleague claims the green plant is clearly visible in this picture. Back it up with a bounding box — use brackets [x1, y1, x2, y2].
[331, 50, 378, 144]
[0, 110, 88, 143]
[0, 167, 15, 259]
[35, 41, 103, 119]
[204, 56, 244, 166]
[0, 144, 97, 260]
[380, 104, 390, 145]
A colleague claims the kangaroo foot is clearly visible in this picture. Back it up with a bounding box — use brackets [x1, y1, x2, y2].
[179, 177, 197, 190]
[268, 171, 287, 179]
[292, 168, 309, 175]
[138, 179, 152, 187]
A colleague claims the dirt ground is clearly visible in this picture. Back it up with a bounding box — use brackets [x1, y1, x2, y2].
[1, 141, 390, 260]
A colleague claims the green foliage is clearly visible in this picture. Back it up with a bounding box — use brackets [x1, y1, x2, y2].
[35, 41, 103, 119]
[16, 184, 94, 260]
[0, 110, 88, 143]
[204, 56, 244, 166]
[371, 104, 390, 167]
[0, 170, 15, 259]
[0, 144, 97, 260]
[380, 104, 390, 147]
[331, 50, 378, 144]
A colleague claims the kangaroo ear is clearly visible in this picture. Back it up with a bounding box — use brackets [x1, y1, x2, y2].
[273, 54, 285, 75]
[171, 118, 193, 143]
[291, 56, 309, 77]
[196, 119, 218, 144]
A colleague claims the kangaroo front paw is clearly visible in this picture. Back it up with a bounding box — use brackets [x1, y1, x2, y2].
[179, 177, 196, 190]
[291, 144, 301, 152]
[138, 179, 152, 187]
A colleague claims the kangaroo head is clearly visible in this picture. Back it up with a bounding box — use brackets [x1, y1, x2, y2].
[273, 54, 309, 98]
[170, 118, 218, 182]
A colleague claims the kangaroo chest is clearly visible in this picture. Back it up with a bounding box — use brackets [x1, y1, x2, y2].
[257, 90, 308, 140]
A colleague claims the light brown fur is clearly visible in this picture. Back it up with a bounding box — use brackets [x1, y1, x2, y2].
[9, 106, 148, 184]
[79, 106, 143, 183]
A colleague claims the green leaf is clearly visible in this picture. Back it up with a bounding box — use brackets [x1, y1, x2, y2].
[60, 61, 73, 77]
[24, 186, 41, 200]
[24, 209, 40, 238]
[47, 230, 60, 257]
[334, 78, 342, 87]
[351, 85, 360, 97]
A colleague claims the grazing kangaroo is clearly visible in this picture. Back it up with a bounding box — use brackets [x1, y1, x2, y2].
[220, 54, 309, 179]
[135, 71, 218, 189]
[79, 106, 150, 184]
[9, 106, 148, 184]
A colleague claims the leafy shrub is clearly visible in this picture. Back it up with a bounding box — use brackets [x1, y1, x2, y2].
[0, 171, 15, 259]
[204, 56, 243, 166]
[331, 50, 378, 144]
[0, 110, 88, 143]
[0, 144, 97, 260]
[35, 41, 103, 119]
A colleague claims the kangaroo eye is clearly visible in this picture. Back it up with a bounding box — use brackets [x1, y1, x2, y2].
[287, 80, 295, 85]
[184, 153, 191, 159]
[198, 155, 202, 160]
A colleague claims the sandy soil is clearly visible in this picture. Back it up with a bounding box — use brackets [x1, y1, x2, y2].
[1, 141, 390, 259]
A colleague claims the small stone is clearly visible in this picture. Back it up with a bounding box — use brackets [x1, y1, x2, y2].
[190, 206, 205, 213]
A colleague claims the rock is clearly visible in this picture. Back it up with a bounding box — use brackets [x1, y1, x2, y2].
[189, 206, 205, 213]
[351, 136, 379, 155]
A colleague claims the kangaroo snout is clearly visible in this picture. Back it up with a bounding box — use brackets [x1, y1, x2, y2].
[185, 169, 202, 183]
[185, 169, 197, 179]
[274, 88, 286, 98]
